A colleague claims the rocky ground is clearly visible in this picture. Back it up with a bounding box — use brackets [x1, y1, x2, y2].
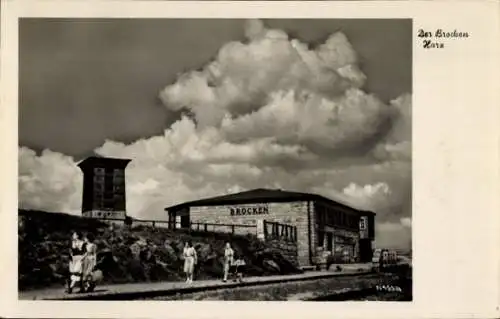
[18, 210, 302, 291]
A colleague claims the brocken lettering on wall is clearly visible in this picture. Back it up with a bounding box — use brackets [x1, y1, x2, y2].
[229, 206, 269, 216]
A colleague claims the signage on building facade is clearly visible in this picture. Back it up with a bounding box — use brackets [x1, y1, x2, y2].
[229, 205, 269, 216]
[85, 210, 126, 220]
[360, 216, 367, 230]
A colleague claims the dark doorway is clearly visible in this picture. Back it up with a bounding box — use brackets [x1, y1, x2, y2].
[359, 239, 373, 262]
[326, 232, 333, 251]
[180, 215, 190, 228]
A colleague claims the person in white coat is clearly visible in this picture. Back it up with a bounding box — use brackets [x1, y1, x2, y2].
[183, 241, 197, 284]
[222, 242, 234, 282]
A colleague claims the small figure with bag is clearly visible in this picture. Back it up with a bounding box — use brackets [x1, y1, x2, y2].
[230, 255, 246, 283]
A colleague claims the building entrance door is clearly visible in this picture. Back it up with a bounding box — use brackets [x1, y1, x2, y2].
[359, 239, 373, 262]
[180, 215, 190, 228]
[326, 232, 333, 252]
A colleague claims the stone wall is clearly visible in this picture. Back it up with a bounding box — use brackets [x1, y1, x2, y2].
[308, 201, 317, 267]
[265, 238, 299, 267]
[186, 200, 365, 267]
[310, 203, 361, 263]
[189, 201, 313, 267]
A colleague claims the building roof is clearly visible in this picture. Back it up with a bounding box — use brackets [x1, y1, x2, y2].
[165, 188, 375, 215]
[77, 156, 131, 170]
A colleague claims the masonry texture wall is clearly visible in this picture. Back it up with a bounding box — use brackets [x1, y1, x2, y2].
[308, 201, 317, 266]
[266, 239, 298, 267]
[310, 202, 361, 263]
[189, 201, 312, 267]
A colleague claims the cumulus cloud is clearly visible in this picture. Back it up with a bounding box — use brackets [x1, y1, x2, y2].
[220, 88, 391, 155]
[19, 20, 411, 246]
[373, 93, 412, 162]
[400, 217, 412, 228]
[341, 182, 391, 210]
[18, 147, 82, 214]
[375, 217, 412, 249]
[159, 19, 367, 128]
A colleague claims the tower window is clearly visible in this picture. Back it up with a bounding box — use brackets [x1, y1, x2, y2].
[94, 167, 105, 175]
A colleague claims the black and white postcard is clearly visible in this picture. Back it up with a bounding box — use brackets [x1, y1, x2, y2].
[1, 1, 499, 319]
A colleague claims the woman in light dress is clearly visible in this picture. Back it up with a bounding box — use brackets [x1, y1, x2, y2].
[183, 241, 197, 283]
[82, 233, 98, 291]
[67, 231, 86, 293]
[222, 242, 234, 282]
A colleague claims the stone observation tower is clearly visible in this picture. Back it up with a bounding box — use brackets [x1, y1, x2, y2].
[78, 156, 131, 220]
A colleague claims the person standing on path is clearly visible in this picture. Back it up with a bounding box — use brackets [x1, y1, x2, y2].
[183, 241, 197, 284]
[67, 231, 86, 293]
[222, 242, 234, 282]
[182, 242, 189, 282]
[82, 233, 98, 292]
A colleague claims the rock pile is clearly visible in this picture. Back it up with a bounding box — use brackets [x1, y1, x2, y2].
[18, 210, 302, 291]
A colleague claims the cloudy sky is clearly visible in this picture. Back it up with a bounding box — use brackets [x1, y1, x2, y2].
[19, 18, 412, 248]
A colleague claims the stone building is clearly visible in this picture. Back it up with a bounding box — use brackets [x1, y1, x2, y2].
[78, 156, 131, 220]
[165, 188, 375, 267]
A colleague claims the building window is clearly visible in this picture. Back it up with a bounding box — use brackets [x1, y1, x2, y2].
[353, 216, 358, 229]
[318, 230, 325, 248]
[94, 167, 105, 175]
[326, 211, 333, 225]
[113, 169, 125, 184]
[104, 183, 114, 194]
[113, 168, 124, 177]
[94, 181, 104, 192]
[93, 176, 105, 186]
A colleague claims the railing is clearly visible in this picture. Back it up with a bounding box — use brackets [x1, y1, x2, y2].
[87, 216, 170, 228]
[188, 222, 256, 235]
[133, 219, 170, 228]
[88, 216, 297, 243]
[89, 216, 255, 235]
[263, 220, 297, 243]
[184, 221, 297, 243]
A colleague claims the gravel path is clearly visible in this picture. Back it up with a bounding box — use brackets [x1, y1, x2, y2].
[19, 265, 373, 300]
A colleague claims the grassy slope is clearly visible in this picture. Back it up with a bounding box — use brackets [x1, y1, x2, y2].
[18, 210, 302, 291]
